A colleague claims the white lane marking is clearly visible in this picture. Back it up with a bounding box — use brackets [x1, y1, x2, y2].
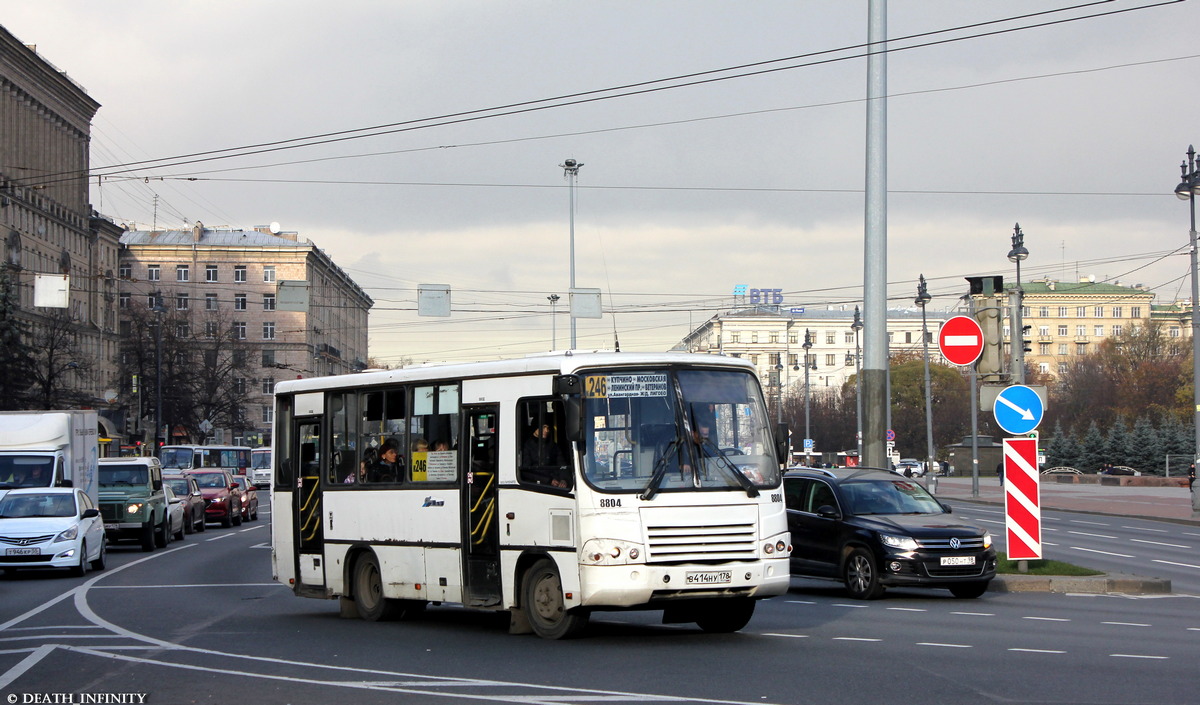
[832, 604, 868, 609]
[1068, 531, 1118, 539]
[90, 583, 282, 589]
[1070, 546, 1135, 558]
[886, 607, 926, 612]
[1153, 559, 1200, 570]
[951, 612, 994, 617]
[1122, 526, 1168, 533]
[1102, 622, 1150, 627]
[1069, 520, 1110, 526]
[1183, 532, 1200, 538]
[1111, 654, 1168, 660]
[785, 600, 816, 605]
[205, 533, 238, 541]
[239, 525, 266, 533]
[2, 626, 102, 632]
[1130, 538, 1191, 549]
[763, 633, 809, 639]
[1009, 648, 1066, 654]
[1023, 617, 1070, 622]
[0, 644, 56, 692]
[833, 637, 881, 642]
[917, 642, 971, 648]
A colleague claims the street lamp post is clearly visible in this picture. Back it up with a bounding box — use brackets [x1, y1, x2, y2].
[916, 275, 936, 491]
[151, 291, 165, 455]
[1174, 145, 1200, 516]
[547, 294, 560, 350]
[560, 158, 583, 349]
[1007, 223, 1029, 385]
[852, 306, 864, 464]
[802, 329, 814, 465]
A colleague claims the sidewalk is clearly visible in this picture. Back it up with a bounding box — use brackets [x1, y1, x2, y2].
[928, 474, 1200, 524]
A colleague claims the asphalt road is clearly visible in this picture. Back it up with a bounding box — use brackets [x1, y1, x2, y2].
[1, 494, 1197, 705]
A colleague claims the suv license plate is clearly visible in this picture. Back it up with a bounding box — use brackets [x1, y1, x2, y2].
[5, 547, 40, 556]
[940, 556, 975, 566]
[104, 523, 118, 531]
[686, 570, 732, 585]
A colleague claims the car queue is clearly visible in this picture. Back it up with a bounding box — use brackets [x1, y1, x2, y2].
[0, 452, 265, 579]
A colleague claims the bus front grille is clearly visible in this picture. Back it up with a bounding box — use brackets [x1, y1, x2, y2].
[642, 505, 759, 563]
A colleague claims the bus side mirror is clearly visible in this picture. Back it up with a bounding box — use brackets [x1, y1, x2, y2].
[554, 375, 583, 442]
[775, 423, 790, 464]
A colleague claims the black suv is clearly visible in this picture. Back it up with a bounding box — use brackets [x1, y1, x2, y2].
[784, 467, 997, 599]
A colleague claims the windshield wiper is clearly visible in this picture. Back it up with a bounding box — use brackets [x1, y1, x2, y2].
[699, 439, 759, 498]
[639, 438, 683, 501]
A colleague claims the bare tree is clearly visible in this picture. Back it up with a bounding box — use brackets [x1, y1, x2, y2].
[28, 309, 95, 408]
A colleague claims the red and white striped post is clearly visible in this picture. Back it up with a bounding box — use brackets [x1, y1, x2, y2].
[1003, 437, 1042, 560]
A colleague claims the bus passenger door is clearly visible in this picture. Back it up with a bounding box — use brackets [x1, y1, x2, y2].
[462, 405, 501, 607]
[293, 419, 326, 593]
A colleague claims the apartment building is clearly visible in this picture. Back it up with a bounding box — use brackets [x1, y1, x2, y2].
[0, 26, 124, 441]
[119, 223, 372, 446]
[1009, 278, 1155, 377]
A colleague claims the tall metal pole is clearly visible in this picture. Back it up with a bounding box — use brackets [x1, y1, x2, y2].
[561, 158, 583, 349]
[152, 291, 163, 456]
[862, 0, 889, 468]
[916, 275, 935, 491]
[1174, 146, 1200, 516]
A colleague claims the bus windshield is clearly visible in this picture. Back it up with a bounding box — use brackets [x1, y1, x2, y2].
[159, 448, 194, 470]
[582, 368, 780, 493]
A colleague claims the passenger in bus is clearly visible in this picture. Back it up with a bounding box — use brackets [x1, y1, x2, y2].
[432, 439, 451, 451]
[368, 438, 401, 483]
[522, 424, 568, 488]
[349, 448, 375, 483]
[411, 438, 429, 453]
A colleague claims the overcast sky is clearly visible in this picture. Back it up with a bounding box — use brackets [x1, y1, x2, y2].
[6, 1, 1200, 366]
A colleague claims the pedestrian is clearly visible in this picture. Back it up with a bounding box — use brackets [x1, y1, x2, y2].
[1189, 463, 1195, 493]
[996, 462, 1004, 486]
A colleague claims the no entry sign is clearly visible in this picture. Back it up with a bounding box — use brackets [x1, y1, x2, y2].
[1003, 437, 1042, 560]
[937, 315, 985, 366]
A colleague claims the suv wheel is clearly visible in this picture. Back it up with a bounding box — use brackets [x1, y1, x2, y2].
[140, 520, 156, 552]
[843, 548, 884, 600]
[949, 581, 989, 599]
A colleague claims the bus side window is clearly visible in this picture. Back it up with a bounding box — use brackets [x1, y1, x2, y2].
[517, 398, 570, 490]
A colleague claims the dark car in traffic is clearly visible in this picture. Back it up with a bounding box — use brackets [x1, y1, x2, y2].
[189, 470, 243, 528]
[163, 474, 207, 534]
[231, 476, 258, 522]
[784, 467, 996, 599]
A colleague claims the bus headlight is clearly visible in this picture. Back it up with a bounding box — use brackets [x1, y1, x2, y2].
[580, 539, 645, 566]
[762, 534, 791, 557]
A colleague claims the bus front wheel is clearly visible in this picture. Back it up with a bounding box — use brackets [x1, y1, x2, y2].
[523, 559, 588, 640]
[694, 599, 755, 633]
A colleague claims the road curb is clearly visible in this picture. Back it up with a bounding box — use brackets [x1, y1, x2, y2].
[990, 572, 1171, 594]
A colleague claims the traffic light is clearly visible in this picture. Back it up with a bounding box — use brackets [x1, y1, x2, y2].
[1021, 325, 1032, 354]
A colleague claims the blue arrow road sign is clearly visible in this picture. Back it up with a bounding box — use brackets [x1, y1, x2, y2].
[993, 384, 1045, 435]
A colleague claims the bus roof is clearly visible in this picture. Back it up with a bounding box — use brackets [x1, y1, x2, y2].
[274, 352, 757, 395]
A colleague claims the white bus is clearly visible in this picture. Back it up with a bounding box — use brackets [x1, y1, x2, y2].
[160, 445, 252, 477]
[270, 352, 791, 639]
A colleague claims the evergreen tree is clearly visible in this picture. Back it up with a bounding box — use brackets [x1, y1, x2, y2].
[1046, 420, 1071, 468]
[0, 268, 35, 409]
[1078, 421, 1106, 472]
[1129, 416, 1162, 475]
[1104, 417, 1132, 468]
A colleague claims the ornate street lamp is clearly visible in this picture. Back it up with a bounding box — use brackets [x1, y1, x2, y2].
[1007, 224, 1029, 385]
[802, 329, 814, 465]
[547, 294, 560, 350]
[851, 306, 864, 464]
[1175, 146, 1200, 516]
[916, 275, 936, 490]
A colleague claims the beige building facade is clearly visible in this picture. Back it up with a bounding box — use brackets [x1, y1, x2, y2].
[1, 25, 123, 440]
[119, 224, 372, 446]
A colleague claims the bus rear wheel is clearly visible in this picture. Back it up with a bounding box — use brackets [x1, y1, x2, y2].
[523, 559, 588, 640]
[353, 553, 404, 622]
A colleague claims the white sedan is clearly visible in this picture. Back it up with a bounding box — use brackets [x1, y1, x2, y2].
[0, 488, 107, 577]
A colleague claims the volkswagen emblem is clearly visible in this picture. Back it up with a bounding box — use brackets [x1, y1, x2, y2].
[949, 537, 961, 550]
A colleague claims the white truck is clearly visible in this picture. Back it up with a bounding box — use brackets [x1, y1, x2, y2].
[0, 411, 99, 506]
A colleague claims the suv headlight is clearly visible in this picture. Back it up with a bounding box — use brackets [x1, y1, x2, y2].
[125, 502, 144, 515]
[879, 533, 919, 551]
[982, 532, 993, 549]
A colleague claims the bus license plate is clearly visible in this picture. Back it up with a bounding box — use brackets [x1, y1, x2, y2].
[940, 556, 975, 566]
[686, 570, 732, 585]
[5, 547, 39, 556]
